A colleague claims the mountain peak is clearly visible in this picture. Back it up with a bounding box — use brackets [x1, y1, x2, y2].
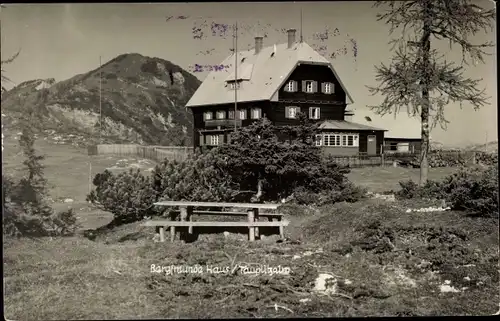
[1, 53, 201, 146]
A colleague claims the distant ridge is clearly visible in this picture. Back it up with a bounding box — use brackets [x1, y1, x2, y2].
[1, 53, 201, 146]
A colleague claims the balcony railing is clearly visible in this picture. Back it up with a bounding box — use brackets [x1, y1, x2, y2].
[204, 119, 242, 127]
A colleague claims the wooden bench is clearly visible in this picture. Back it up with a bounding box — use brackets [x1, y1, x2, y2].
[144, 201, 286, 242]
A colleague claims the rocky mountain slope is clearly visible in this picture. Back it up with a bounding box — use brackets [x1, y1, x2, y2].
[1, 53, 200, 146]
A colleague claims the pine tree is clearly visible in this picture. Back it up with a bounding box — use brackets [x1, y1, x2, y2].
[217, 116, 352, 202]
[368, 0, 494, 185]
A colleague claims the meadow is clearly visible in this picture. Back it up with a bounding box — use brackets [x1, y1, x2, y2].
[3, 138, 499, 318]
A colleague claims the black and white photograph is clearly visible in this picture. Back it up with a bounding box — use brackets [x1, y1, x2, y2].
[2, 1, 498, 318]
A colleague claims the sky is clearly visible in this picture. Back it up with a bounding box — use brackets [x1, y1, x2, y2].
[1, 1, 496, 147]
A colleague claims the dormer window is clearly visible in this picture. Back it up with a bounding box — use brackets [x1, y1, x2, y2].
[284, 80, 297, 92]
[228, 81, 241, 90]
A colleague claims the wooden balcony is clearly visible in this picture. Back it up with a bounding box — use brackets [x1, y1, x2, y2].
[204, 119, 242, 128]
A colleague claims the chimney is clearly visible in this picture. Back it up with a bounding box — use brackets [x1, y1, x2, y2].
[254, 36, 263, 54]
[287, 29, 296, 49]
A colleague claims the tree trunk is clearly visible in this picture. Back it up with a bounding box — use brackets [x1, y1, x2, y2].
[419, 1, 432, 186]
[420, 104, 430, 186]
[253, 172, 264, 202]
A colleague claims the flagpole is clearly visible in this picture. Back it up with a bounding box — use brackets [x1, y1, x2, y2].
[234, 22, 238, 133]
[99, 56, 102, 143]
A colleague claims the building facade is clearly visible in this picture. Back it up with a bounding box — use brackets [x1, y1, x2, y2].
[186, 29, 387, 155]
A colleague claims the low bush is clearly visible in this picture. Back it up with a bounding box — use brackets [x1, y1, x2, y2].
[396, 165, 498, 217]
[87, 150, 242, 225]
[474, 151, 498, 166]
[86, 169, 159, 226]
[292, 182, 367, 206]
[152, 149, 241, 203]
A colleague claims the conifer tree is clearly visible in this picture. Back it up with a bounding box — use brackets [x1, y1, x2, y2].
[368, 0, 494, 185]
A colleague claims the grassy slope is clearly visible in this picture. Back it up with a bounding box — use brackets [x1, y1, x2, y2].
[3, 142, 499, 318]
[2, 136, 157, 229]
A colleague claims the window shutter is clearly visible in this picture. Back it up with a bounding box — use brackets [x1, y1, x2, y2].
[199, 134, 204, 146]
[313, 81, 318, 93]
[259, 108, 262, 118]
[219, 134, 224, 144]
[284, 82, 289, 92]
[285, 106, 290, 118]
[309, 107, 313, 118]
[332, 83, 335, 93]
[296, 106, 301, 114]
[301, 80, 307, 92]
[292, 81, 297, 92]
[321, 83, 326, 93]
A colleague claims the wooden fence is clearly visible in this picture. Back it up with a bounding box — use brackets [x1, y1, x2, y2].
[88, 144, 193, 163]
[328, 155, 385, 168]
[88, 144, 480, 168]
[329, 150, 478, 168]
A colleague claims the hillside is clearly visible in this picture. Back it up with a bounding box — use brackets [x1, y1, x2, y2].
[466, 141, 498, 153]
[1, 53, 201, 146]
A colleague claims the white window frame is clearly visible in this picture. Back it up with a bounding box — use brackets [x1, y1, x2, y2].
[209, 135, 219, 146]
[286, 80, 294, 92]
[315, 135, 322, 146]
[251, 108, 262, 119]
[238, 109, 247, 120]
[216, 111, 225, 119]
[309, 107, 320, 120]
[204, 111, 213, 120]
[228, 110, 235, 119]
[321, 133, 359, 147]
[324, 82, 332, 94]
[287, 106, 299, 119]
[305, 81, 314, 93]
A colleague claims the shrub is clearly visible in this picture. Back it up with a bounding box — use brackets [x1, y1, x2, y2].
[86, 169, 158, 226]
[396, 165, 498, 217]
[396, 179, 445, 200]
[153, 149, 241, 203]
[86, 150, 242, 226]
[443, 165, 498, 217]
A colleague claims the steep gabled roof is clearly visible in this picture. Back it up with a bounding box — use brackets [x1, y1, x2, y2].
[186, 42, 354, 108]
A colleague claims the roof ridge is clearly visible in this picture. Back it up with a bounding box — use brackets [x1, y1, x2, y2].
[186, 41, 355, 108]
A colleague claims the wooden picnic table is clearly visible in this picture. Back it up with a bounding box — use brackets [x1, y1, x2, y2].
[143, 201, 286, 242]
